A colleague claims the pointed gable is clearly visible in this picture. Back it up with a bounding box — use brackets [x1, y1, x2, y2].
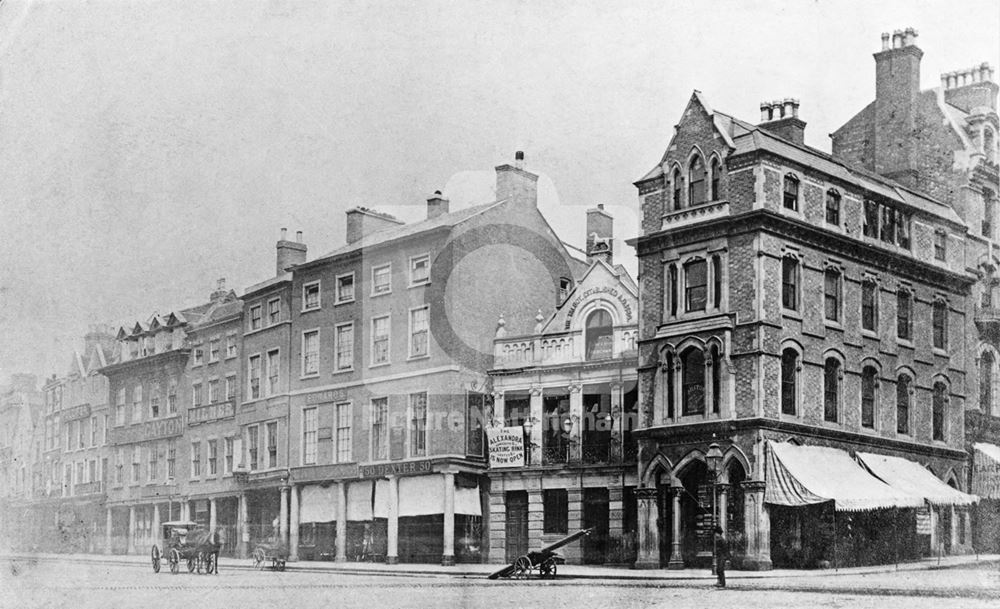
[542, 259, 638, 334]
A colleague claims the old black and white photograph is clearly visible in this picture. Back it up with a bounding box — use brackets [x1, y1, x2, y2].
[0, 0, 998, 607]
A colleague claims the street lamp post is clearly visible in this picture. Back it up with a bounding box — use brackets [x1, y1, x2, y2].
[705, 442, 723, 576]
[522, 418, 534, 466]
[561, 417, 574, 462]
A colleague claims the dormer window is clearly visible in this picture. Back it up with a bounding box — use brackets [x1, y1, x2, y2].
[782, 174, 799, 210]
[825, 190, 840, 226]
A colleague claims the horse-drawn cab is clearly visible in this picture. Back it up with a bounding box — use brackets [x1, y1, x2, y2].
[151, 521, 221, 575]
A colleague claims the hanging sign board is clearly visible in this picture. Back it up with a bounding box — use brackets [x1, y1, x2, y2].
[916, 508, 932, 535]
[486, 426, 525, 468]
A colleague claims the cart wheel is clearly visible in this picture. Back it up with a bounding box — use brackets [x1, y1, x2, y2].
[277, 558, 286, 572]
[540, 559, 557, 579]
[253, 548, 265, 570]
[170, 549, 181, 574]
[512, 556, 531, 579]
[151, 545, 161, 574]
[187, 556, 196, 573]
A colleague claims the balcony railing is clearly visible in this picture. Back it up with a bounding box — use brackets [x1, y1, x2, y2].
[73, 480, 104, 495]
[581, 442, 612, 464]
[660, 200, 730, 231]
[542, 444, 571, 465]
[494, 328, 639, 370]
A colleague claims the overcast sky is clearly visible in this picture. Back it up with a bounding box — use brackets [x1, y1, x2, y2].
[0, 0, 997, 382]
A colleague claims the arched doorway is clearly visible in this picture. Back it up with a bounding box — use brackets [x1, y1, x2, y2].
[677, 460, 711, 566]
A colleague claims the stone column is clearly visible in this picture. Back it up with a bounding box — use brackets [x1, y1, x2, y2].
[633, 487, 660, 569]
[717, 483, 730, 533]
[335, 482, 347, 562]
[667, 486, 684, 569]
[568, 383, 584, 462]
[152, 504, 161, 547]
[237, 492, 249, 559]
[289, 485, 300, 561]
[386, 476, 399, 564]
[279, 486, 289, 547]
[528, 387, 543, 465]
[105, 507, 113, 555]
[741, 480, 772, 570]
[127, 506, 136, 555]
[608, 486, 624, 545]
[442, 473, 456, 566]
[209, 498, 217, 532]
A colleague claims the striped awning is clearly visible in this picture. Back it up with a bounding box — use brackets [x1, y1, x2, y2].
[857, 452, 977, 507]
[765, 441, 925, 512]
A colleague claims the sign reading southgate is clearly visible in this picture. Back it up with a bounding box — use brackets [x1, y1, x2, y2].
[486, 426, 525, 468]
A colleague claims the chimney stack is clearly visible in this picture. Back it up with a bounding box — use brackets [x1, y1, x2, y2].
[586, 204, 614, 266]
[873, 27, 923, 186]
[941, 62, 998, 112]
[210, 278, 229, 302]
[426, 190, 450, 220]
[757, 98, 806, 145]
[276, 228, 307, 274]
[495, 151, 538, 207]
[345, 208, 404, 244]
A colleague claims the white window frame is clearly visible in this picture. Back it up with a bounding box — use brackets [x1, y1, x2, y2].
[192, 383, 203, 408]
[334, 321, 354, 372]
[335, 401, 352, 463]
[246, 424, 259, 471]
[370, 397, 389, 461]
[226, 334, 238, 359]
[408, 391, 428, 458]
[207, 438, 218, 476]
[266, 421, 278, 469]
[267, 297, 281, 325]
[248, 354, 262, 401]
[266, 348, 280, 395]
[208, 338, 220, 362]
[249, 305, 263, 331]
[190, 439, 201, 479]
[301, 329, 320, 377]
[223, 437, 234, 475]
[335, 271, 356, 304]
[193, 345, 204, 366]
[371, 315, 391, 367]
[302, 281, 322, 311]
[371, 263, 392, 296]
[408, 306, 430, 359]
[302, 407, 318, 465]
[409, 254, 430, 286]
[208, 378, 220, 404]
[225, 375, 236, 402]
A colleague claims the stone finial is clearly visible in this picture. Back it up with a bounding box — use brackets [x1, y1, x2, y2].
[495, 313, 507, 338]
[533, 309, 545, 334]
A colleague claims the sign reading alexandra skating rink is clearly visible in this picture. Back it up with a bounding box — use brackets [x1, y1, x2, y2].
[109, 416, 183, 445]
[486, 426, 525, 468]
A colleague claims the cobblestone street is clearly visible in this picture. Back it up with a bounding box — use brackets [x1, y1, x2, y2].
[2, 556, 998, 609]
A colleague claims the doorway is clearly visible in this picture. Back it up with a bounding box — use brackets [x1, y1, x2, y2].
[505, 491, 528, 563]
[582, 488, 609, 563]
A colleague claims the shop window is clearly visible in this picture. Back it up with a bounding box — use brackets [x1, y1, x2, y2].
[585, 309, 614, 360]
[543, 489, 568, 534]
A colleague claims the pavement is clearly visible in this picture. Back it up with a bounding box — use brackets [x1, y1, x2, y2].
[3, 549, 998, 581]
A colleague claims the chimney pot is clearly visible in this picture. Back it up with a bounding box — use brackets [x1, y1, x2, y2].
[296, 230, 303, 242]
[280, 227, 287, 241]
[760, 102, 770, 122]
[426, 190, 450, 220]
[217, 278, 225, 290]
[515, 151, 524, 161]
[881, 32, 890, 51]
